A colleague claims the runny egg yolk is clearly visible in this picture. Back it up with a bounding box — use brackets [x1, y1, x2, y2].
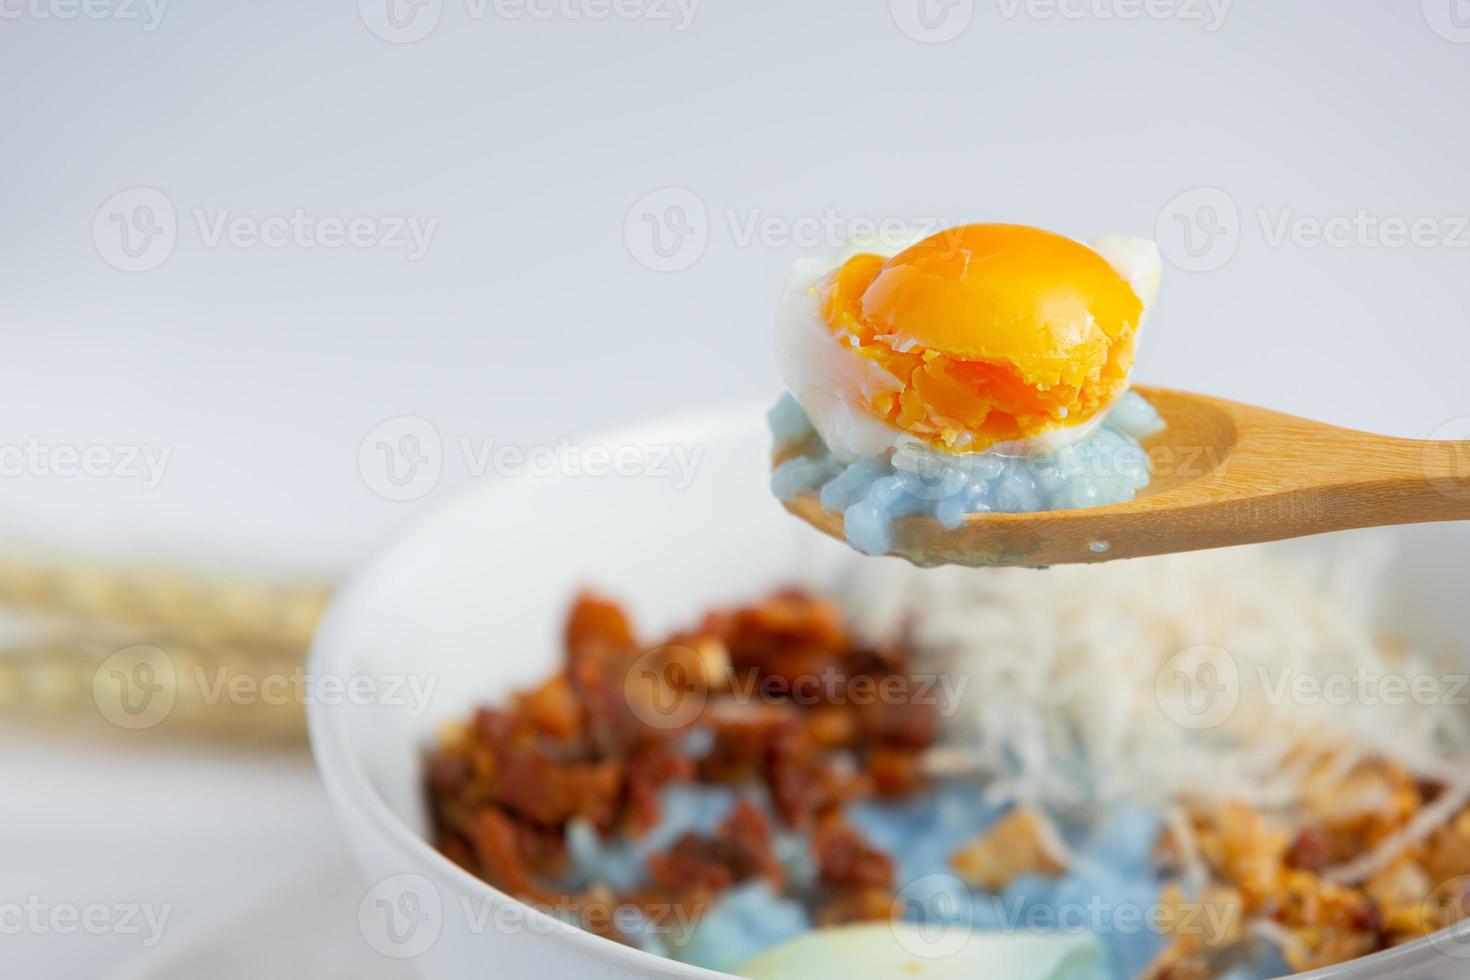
[821, 223, 1145, 453]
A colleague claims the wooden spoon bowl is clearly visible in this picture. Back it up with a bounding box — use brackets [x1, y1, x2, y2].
[779, 386, 1470, 567]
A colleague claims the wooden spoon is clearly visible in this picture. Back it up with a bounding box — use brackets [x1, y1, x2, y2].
[778, 386, 1470, 567]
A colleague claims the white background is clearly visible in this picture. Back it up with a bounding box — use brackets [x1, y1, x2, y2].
[2, 2, 1468, 977]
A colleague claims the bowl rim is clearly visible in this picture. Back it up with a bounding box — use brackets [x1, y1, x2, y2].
[307, 397, 1469, 980]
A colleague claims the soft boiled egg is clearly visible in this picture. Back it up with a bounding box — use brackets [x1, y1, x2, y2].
[776, 223, 1161, 462]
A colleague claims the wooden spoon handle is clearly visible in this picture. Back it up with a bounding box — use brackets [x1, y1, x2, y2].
[1225, 409, 1470, 533]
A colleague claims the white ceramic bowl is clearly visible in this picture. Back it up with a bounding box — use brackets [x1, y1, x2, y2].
[308, 401, 1470, 980]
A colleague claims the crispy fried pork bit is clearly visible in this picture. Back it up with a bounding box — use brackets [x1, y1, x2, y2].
[572, 885, 622, 942]
[1301, 761, 1422, 848]
[817, 886, 896, 926]
[856, 692, 939, 751]
[689, 588, 936, 809]
[1415, 870, 1470, 940]
[766, 723, 862, 830]
[489, 742, 623, 830]
[694, 701, 858, 827]
[1139, 883, 1247, 980]
[425, 746, 474, 807]
[648, 836, 737, 897]
[564, 594, 723, 760]
[465, 806, 561, 905]
[565, 590, 637, 653]
[865, 745, 927, 798]
[517, 673, 585, 743]
[1422, 808, 1470, 884]
[1283, 826, 1335, 874]
[722, 589, 851, 687]
[623, 741, 698, 836]
[804, 704, 861, 750]
[434, 830, 477, 873]
[810, 816, 895, 925]
[647, 799, 784, 901]
[719, 797, 786, 887]
[1195, 802, 1291, 911]
[1140, 945, 1215, 980]
[567, 638, 644, 758]
[951, 807, 1066, 892]
[698, 702, 800, 784]
[1188, 800, 1385, 972]
[1364, 856, 1430, 940]
[813, 817, 895, 890]
[439, 689, 669, 840]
